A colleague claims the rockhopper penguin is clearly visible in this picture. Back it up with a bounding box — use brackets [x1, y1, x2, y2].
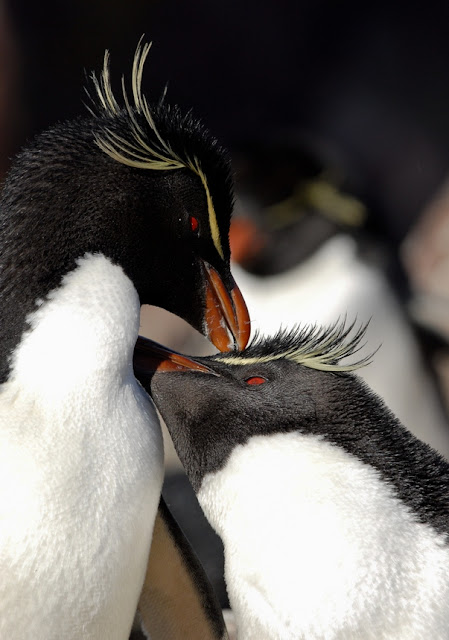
[146, 322, 449, 640]
[0, 42, 249, 639]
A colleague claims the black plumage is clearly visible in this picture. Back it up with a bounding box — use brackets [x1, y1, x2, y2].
[0, 44, 248, 382]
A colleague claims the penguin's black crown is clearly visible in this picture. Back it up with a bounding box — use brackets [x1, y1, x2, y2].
[86, 39, 233, 260]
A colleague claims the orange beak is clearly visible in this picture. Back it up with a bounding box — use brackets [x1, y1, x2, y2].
[134, 336, 217, 385]
[203, 262, 251, 352]
[134, 262, 249, 385]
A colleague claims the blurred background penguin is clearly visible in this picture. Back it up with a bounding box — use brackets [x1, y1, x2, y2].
[4, 1, 449, 636]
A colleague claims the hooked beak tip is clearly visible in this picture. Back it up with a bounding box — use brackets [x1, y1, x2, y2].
[203, 263, 251, 352]
[133, 336, 217, 383]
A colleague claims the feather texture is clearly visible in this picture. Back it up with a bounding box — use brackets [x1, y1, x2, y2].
[87, 38, 225, 258]
[216, 318, 376, 372]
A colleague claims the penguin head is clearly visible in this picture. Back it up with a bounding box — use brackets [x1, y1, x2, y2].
[0, 42, 249, 381]
[147, 320, 449, 537]
[148, 321, 378, 491]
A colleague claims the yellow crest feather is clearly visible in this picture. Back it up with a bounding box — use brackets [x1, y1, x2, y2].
[89, 38, 225, 259]
[216, 319, 377, 373]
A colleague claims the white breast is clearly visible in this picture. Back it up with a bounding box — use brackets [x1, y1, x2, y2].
[0, 254, 163, 639]
[198, 432, 449, 640]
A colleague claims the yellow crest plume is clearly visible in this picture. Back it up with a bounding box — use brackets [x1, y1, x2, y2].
[89, 38, 225, 259]
[91, 40, 187, 171]
[216, 319, 377, 372]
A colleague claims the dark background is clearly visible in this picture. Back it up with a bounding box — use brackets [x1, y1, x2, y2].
[5, 1, 449, 245]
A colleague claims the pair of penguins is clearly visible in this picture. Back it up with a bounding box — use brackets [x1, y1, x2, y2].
[0, 42, 448, 639]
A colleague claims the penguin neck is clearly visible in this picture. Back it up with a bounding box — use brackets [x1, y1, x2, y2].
[3, 253, 140, 405]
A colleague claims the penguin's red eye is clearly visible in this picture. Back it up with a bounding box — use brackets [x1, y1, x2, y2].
[190, 216, 199, 234]
[245, 376, 267, 385]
